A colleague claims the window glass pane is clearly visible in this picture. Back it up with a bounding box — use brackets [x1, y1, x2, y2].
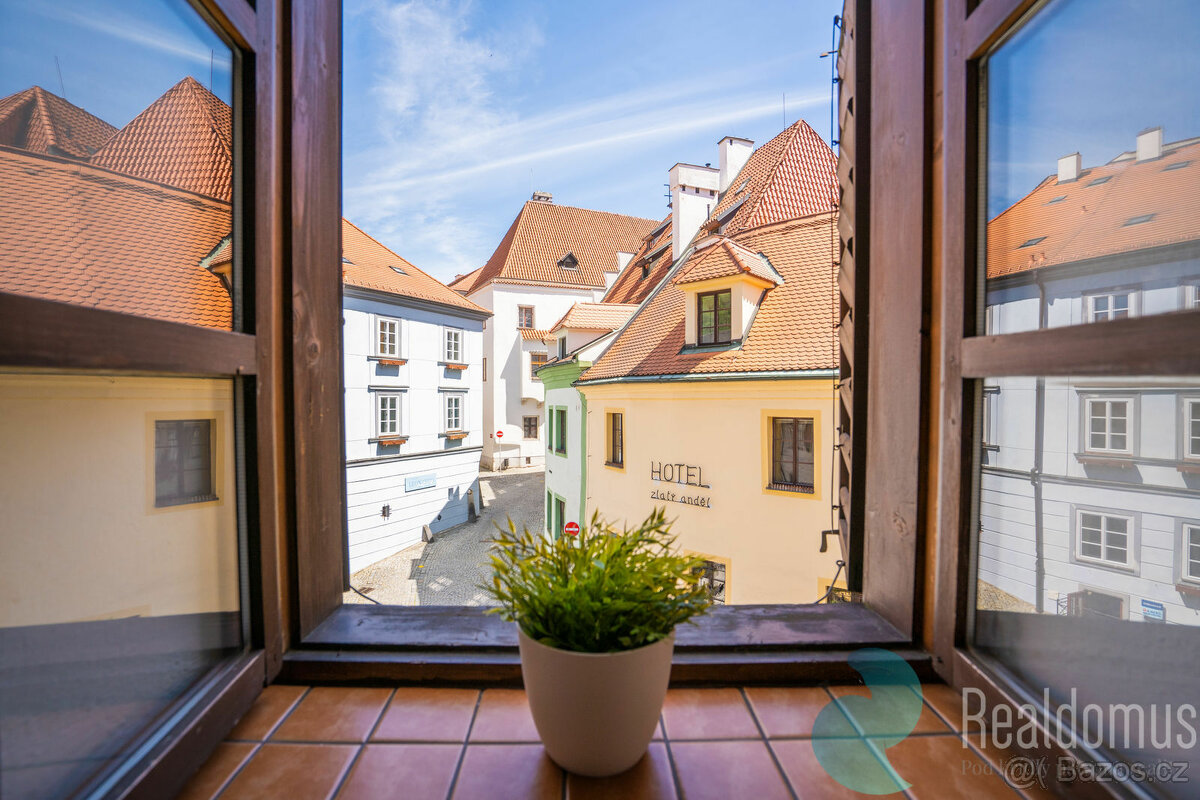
[0, 373, 241, 800]
[1, 0, 237, 332]
[972, 374, 1200, 771]
[982, 0, 1200, 334]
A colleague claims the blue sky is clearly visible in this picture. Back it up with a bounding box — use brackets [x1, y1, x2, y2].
[342, 0, 843, 282]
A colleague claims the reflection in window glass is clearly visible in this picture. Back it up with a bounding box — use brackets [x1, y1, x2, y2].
[0, 373, 241, 800]
[0, 0, 235, 332]
[983, 0, 1200, 334]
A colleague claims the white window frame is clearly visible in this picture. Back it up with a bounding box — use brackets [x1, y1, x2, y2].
[443, 392, 465, 433]
[1181, 523, 1200, 585]
[376, 392, 402, 437]
[981, 384, 1000, 449]
[1182, 283, 1200, 311]
[1084, 289, 1137, 323]
[443, 326, 464, 363]
[1082, 395, 1135, 456]
[557, 335, 568, 360]
[1183, 397, 1200, 462]
[375, 316, 401, 357]
[1074, 509, 1135, 570]
[530, 351, 547, 380]
[517, 305, 535, 329]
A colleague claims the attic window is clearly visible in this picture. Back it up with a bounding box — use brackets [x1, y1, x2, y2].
[641, 264, 650, 280]
[1045, 195, 1067, 204]
[390, 266, 407, 275]
[558, 253, 579, 270]
[1018, 236, 1046, 248]
[1086, 175, 1112, 187]
[1164, 160, 1191, 171]
[342, 257, 354, 264]
[1123, 213, 1155, 226]
[736, 178, 750, 193]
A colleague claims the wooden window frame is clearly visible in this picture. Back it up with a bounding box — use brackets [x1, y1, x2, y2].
[517, 305, 535, 329]
[154, 418, 218, 507]
[606, 410, 624, 468]
[530, 350, 547, 379]
[697, 289, 732, 345]
[768, 416, 816, 493]
[522, 414, 538, 439]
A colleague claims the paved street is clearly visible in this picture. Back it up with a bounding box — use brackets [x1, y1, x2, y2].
[344, 468, 545, 606]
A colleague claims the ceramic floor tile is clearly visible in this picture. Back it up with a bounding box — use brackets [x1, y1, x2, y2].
[745, 686, 842, 738]
[829, 684, 952, 736]
[176, 742, 256, 800]
[228, 686, 308, 741]
[771, 738, 890, 799]
[272, 687, 391, 743]
[565, 743, 676, 800]
[966, 735, 1061, 800]
[219, 743, 357, 800]
[917, 683, 986, 734]
[670, 740, 790, 800]
[468, 689, 540, 742]
[452, 744, 562, 800]
[660, 689, 760, 740]
[372, 688, 479, 742]
[872, 734, 1021, 799]
[335, 743, 460, 800]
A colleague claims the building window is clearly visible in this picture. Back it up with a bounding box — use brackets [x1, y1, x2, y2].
[1186, 399, 1200, 460]
[693, 559, 727, 605]
[377, 393, 401, 437]
[1185, 284, 1200, 310]
[523, 415, 538, 439]
[376, 317, 400, 356]
[981, 385, 1000, 450]
[554, 496, 566, 538]
[1084, 397, 1132, 455]
[1085, 290, 1134, 323]
[444, 394, 463, 432]
[1184, 524, 1200, 584]
[698, 290, 732, 345]
[546, 490, 553, 537]
[444, 327, 463, 362]
[553, 407, 567, 454]
[154, 419, 215, 507]
[558, 336, 567, 359]
[1067, 588, 1125, 620]
[518, 306, 535, 329]
[482, 357, 487, 381]
[769, 417, 814, 493]
[606, 412, 624, 467]
[1076, 510, 1133, 568]
[530, 351, 547, 379]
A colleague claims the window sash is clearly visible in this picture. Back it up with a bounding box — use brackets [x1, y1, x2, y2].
[698, 290, 732, 344]
[554, 408, 567, 454]
[444, 328, 462, 362]
[530, 351, 547, 379]
[1076, 511, 1132, 568]
[378, 394, 401, 436]
[518, 306, 535, 329]
[609, 412, 623, 465]
[770, 417, 814, 490]
[1187, 399, 1200, 459]
[155, 419, 216, 506]
[377, 318, 400, 356]
[1087, 291, 1134, 323]
[444, 394, 463, 431]
[1186, 525, 1200, 582]
[1084, 398, 1132, 454]
[523, 416, 538, 439]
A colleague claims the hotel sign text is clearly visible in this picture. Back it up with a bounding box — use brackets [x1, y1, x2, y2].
[649, 460, 712, 509]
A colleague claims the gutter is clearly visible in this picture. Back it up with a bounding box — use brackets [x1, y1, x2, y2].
[578, 368, 838, 386]
[342, 284, 492, 322]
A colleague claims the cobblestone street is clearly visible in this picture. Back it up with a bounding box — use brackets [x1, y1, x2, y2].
[343, 468, 545, 606]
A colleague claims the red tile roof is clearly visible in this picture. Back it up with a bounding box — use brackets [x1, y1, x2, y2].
[0, 86, 117, 159]
[448, 200, 657, 293]
[705, 120, 836, 237]
[0, 146, 232, 329]
[602, 215, 674, 305]
[341, 218, 489, 315]
[580, 213, 838, 381]
[519, 328, 553, 341]
[90, 77, 232, 201]
[674, 238, 781, 286]
[548, 302, 639, 334]
[987, 138, 1200, 279]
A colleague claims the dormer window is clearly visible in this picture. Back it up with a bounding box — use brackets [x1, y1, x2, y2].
[557, 336, 568, 359]
[641, 264, 650, 279]
[558, 253, 578, 270]
[698, 290, 732, 345]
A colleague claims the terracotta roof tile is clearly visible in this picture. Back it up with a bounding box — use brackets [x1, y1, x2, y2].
[674, 238, 781, 286]
[0, 86, 117, 159]
[548, 302, 639, 334]
[341, 219, 489, 315]
[602, 215, 674, 304]
[0, 146, 232, 329]
[987, 139, 1200, 278]
[90, 77, 232, 201]
[448, 200, 657, 293]
[581, 213, 838, 381]
[519, 328, 553, 341]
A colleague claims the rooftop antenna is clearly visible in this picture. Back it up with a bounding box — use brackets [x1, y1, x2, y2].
[54, 55, 67, 101]
[782, 92, 787, 129]
[210, 50, 214, 91]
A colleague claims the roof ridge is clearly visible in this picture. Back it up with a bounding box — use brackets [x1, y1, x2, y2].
[748, 121, 832, 229]
[182, 77, 234, 165]
[523, 198, 658, 225]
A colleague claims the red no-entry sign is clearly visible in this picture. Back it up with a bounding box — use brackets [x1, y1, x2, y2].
[495, 430, 503, 439]
[564, 521, 580, 537]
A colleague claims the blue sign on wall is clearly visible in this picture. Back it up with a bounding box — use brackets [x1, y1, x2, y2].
[1141, 599, 1165, 622]
[405, 473, 437, 492]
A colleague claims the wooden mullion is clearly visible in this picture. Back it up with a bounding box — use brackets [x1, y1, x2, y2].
[961, 312, 1200, 378]
[963, 0, 1040, 58]
[0, 293, 255, 376]
[195, 0, 257, 51]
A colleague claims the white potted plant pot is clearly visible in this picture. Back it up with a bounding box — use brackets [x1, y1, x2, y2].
[518, 628, 675, 777]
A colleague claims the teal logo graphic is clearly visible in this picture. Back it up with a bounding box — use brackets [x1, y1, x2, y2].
[812, 648, 923, 794]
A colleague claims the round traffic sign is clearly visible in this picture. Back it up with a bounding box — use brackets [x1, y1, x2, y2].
[495, 430, 504, 439]
[565, 521, 580, 537]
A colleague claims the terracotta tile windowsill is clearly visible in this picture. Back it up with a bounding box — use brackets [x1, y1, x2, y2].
[179, 683, 1046, 799]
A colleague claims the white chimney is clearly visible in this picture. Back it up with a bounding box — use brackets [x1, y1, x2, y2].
[531, 190, 553, 203]
[669, 163, 720, 262]
[616, 251, 634, 271]
[718, 136, 754, 192]
[1057, 152, 1081, 183]
[1136, 127, 1163, 161]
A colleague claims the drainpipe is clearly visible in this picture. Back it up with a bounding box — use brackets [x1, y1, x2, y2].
[1032, 275, 1047, 613]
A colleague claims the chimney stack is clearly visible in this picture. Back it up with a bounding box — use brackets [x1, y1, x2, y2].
[669, 163, 720, 262]
[1136, 127, 1163, 161]
[718, 136, 754, 192]
[1057, 152, 1081, 183]
[531, 190, 553, 203]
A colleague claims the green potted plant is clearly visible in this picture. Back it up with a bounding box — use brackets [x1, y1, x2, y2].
[482, 508, 712, 777]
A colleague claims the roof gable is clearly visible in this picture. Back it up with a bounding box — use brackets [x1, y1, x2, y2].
[602, 214, 674, 304]
[0, 86, 116, 159]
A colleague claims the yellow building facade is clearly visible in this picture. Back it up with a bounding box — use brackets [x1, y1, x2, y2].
[581, 378, 844, 604]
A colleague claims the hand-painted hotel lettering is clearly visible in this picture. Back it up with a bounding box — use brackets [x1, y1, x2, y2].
[649, 461, 711, 489]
